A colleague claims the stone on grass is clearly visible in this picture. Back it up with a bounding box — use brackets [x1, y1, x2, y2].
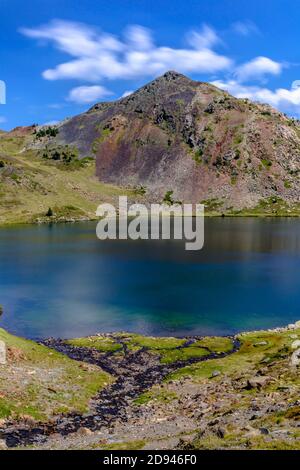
[0, 341, 6, 365]
[290, 349, 300, 367]
[253, 341, 268, 347]
[211, 370, 221, 378]
[291, 340, 300, 350]
[246, 376, 271, 389]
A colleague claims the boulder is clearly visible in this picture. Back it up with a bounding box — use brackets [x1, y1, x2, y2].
[76, 427, 93, 436]
[246, 376, 271, 389]
[291, 340, 300, 350]
[0, 340, 6, 365]
[290, 349, 300, 367]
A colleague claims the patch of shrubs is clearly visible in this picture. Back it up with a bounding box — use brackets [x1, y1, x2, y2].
[35, 126, 59, 138]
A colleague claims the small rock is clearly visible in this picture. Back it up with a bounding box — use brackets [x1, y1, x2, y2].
[253, 341, 268, 347]
[291, 340, 300, 350]
[76, 427, 93, 436]
[244, 428, 261, 438]
[0, 439, 7, 450]
[0, 341, 6, 365]
[215, 427, 226, 438]
[259, 427, 269, 435]
[211, 370, 221, 378]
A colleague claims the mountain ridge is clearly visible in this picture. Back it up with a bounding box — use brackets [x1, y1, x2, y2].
[46, 71, 300, 210]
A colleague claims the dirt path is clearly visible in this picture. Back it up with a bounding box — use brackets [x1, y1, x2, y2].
[1, 336, 240, 448]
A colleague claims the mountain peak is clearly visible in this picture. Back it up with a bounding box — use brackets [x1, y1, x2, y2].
[160, 70, 190, 81]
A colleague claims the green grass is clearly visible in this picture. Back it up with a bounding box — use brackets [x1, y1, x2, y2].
[193, 336, 233, 353]
[134, 389, 178, 405]
[166, 328, 299, 382]
[0, 146, 133, 226]
[158, 346, 210, 364]
[123, 334, 186, 350]
[67, 336, 123, 353]
[188, 432, 300, 450]
[98, 440, 146, 450]
[0, 328, 112, 421]
[67, 333, 235, 365]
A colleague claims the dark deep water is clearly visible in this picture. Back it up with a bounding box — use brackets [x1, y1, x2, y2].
[0, 218, 300, 339]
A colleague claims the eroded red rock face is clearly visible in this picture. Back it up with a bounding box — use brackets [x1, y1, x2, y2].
[8, 125, 37, 137]
[54, 71, 300, 208]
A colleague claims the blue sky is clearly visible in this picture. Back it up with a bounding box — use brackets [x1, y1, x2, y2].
[1, 0, 300, 130]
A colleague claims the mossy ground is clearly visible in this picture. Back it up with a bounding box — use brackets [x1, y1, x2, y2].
[167, 328, 299, 381]
[66, 335, 123, 353]
[67, 333, 234, 365]
[0, 328, 112, 421]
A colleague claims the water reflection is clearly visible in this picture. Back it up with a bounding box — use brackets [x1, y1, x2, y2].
[0, 218, 300, 338]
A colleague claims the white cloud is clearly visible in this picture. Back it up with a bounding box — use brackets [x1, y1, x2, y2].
[187, 24, 220, 49]
[235, 56, 282, 82]
[20, 20, 232, 82]
[126, 25, 153, 51]
[212, 79, 300, 115]
[121, 90, 134, 98]
[21, 19, 300, 116]
[67, 85, 113, 104]
[232, 21, 259, 37]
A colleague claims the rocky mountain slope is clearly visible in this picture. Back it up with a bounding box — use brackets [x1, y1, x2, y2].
[2, 70, 300, 222]
[47, 71, 300, 211]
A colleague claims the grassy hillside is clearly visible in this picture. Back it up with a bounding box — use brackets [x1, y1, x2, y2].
[0, 130, 132, 225]
[0, 328, 112, 421]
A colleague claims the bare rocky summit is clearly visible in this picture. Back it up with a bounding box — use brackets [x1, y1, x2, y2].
[51, 71, 300, 210]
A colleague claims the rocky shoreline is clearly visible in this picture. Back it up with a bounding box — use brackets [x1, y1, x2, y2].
[1, 334, 240, 447]
[0, 324, 300, 450]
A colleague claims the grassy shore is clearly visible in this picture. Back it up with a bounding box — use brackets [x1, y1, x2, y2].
[1, 323, 300, 450]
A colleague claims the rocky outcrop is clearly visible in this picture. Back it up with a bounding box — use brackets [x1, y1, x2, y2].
[43, 71, 300, 210]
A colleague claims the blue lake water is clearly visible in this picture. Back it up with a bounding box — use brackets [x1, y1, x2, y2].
[0, 218, 300, 339]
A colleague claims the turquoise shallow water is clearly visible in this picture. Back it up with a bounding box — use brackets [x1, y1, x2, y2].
[0, 218, 300, 339]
